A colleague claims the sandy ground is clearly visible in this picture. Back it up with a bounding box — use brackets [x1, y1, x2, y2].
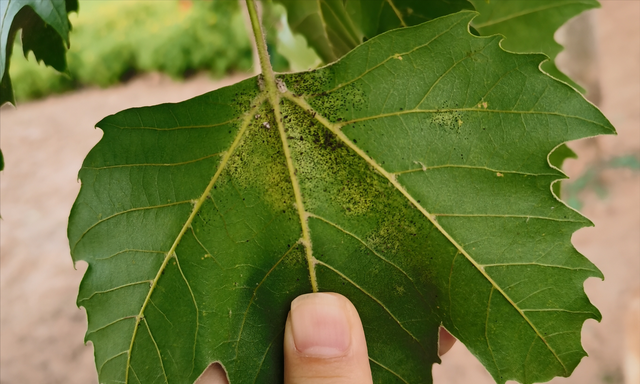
[1, 1, 638, 383]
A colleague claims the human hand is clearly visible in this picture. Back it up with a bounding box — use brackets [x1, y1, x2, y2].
[197, 292, 456, 384]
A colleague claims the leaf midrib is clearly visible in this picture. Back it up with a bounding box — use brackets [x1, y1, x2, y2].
[268, 90, 319, 293]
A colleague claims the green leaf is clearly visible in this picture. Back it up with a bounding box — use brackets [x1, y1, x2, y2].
[276, 0, 473, 63]
[549, 143, 578, 198]
[0, 0, 77, 105]
[469, 0, 600, 92]
[69, 12, 614, 384]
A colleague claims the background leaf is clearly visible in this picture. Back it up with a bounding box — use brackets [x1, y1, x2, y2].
[70, 12, 614, 384]
[0, 0, 77, 105]
[275, 0, 473, 63]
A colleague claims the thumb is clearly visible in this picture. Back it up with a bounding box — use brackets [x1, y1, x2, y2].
[284, 292, 373, 384]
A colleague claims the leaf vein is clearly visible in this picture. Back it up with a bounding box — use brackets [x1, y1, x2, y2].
[78, 280, 153, 303]
[432, 213, 583, 223]
[82, 152, 222, 170]
[234, 243, 299, 361]
[98, 351, 129, 376]
[368, 357, 410, 384]
[322, 18, 464, 95]
[307, 213, 434, 310]
[315, 259, 423, 345]
[143, 318, 168, 384]
[100, 118, 238, 131]
[482, 262, 597, 272]
[71, 201, 193, 254]
[172, 252, 199, 378]
[340, 108, 615, 132]
[86, 316, 137, 337]
[395, 164, 558, 177]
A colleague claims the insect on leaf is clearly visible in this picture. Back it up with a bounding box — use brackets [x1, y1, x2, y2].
[69, 11, 615, 384]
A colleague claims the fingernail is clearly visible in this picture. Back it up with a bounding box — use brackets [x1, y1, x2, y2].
[290, 293, 351, 358]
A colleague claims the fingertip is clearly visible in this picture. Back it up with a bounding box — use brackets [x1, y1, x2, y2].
[284, 292, 373, 384]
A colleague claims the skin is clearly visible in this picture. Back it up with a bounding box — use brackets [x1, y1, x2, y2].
[195, 293, 456, 384]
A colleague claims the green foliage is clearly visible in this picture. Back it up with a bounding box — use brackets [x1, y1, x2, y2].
[7, 0, 254, 102]
[7, 47, 75, 101]
[66, 1, 253, 85]
[0, 0, 77, 105]
[7, 0, 294, 103]
[0, 0, 77, 170]
[69, 11, 614, 384]
[272, 7, 322, 73]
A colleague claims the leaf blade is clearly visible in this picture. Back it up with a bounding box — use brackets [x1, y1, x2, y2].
[70, 11, 614, 384]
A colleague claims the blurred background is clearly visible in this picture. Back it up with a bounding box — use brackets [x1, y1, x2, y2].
[0, 0, 638, 383]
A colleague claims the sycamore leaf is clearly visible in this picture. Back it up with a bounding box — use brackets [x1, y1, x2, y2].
[468, 0, 599, 92]
[276, 0, 473, 63]
[0, 0, 77, 105]
[69, 12, 614, 384]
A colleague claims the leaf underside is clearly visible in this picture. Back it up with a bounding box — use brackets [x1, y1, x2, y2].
[69, 12, 614, 384]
